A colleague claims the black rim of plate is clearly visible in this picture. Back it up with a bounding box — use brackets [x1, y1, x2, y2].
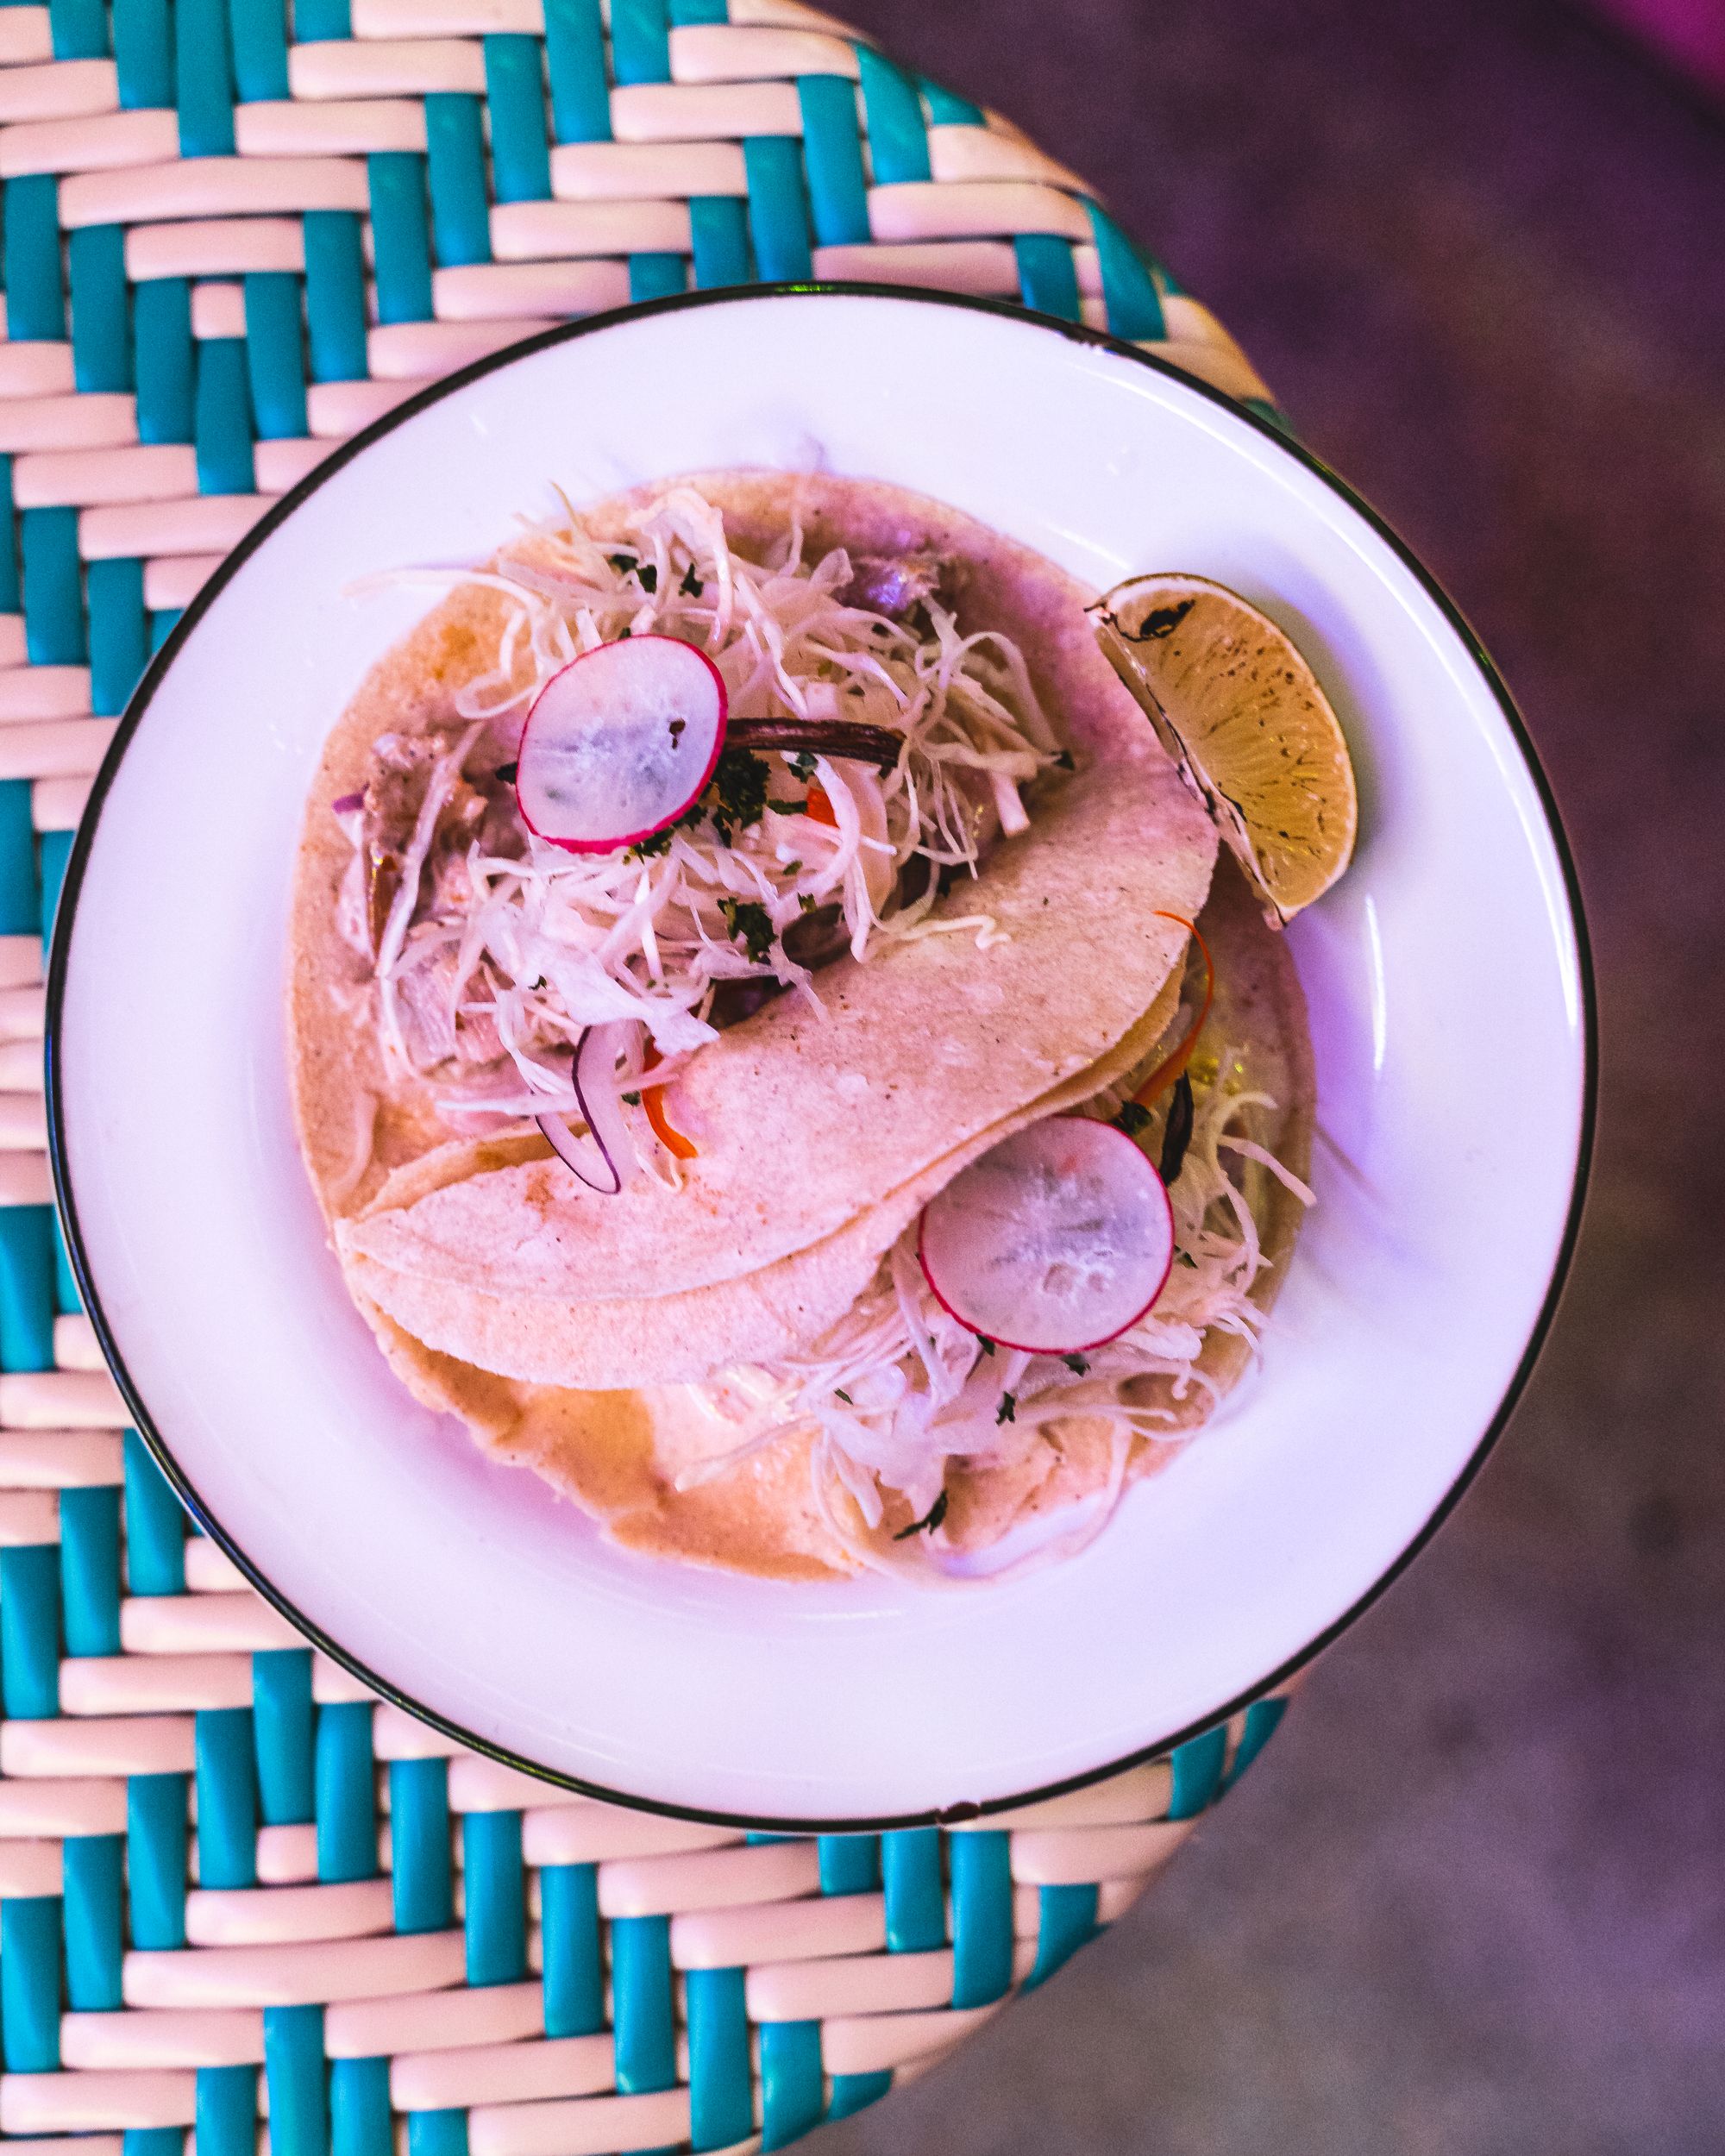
[44, 282, 1598, 1833]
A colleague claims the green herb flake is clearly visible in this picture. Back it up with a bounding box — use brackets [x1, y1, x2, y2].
[834, 1388, 852, 1405]
[606, 552, 636, 574]
[679, 565, 704, 598]
[718, 896, 776, 964]
[1062, 1353, 1090, 1375]
[1115, 1100, 1152, 1137]
[621, 1091, 641, 1106]
[768, 798, 808, 815]
[797, 892, 817, 913]
[788, 749, 818, 780]
[977, 1337, 995, 1356]
[893, 1487, 949, 1542]
[996, 1392, 1017, 1424]
[637, 561, 657, 593]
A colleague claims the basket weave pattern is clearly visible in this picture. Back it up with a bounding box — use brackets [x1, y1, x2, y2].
[0, 0, 1283, 2144]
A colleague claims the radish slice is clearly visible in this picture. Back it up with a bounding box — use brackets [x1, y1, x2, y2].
[918, 1119, 1174, 1354]
[536, 1025, 632, 1194]
[516, 636, 728, 854]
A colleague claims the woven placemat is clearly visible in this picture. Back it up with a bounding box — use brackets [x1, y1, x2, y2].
[0, 0, 1287, 2145]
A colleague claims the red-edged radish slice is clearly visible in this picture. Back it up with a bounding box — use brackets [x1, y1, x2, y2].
[516, 636, 727, 854]
[918, 1119, 1174, 1354]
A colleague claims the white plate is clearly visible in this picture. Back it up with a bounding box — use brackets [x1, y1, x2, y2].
[47, 289, 1590, 1827]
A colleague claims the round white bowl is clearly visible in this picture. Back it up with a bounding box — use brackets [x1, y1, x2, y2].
[47, 287, 1591, 1827]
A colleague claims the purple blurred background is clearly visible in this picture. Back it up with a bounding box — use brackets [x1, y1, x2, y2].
[824, 0, 1725, 2148]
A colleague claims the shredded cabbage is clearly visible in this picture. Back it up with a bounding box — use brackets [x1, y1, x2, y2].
[344, 486, 1059, 1150]
[677, 1056, 1311, 1576]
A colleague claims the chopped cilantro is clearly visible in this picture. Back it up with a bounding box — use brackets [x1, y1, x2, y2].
[768, 798, 808, 815]
[1115, 1100, 1152, 1138]
[718, 896, 775, 964]
[706, 747, 770, 843]
[782, 858, 802, 876]
[788, 749, 818, 779]
[637, 561, 657, 593]
[797, 892, 817, 913]
[679, 564, 704, 598]
[996, 1392, 1017, 1424]
[893, 1488, 949, 1541]
[621, 1091, 641, 1106]
[977, 1337, 995, 1355]
[606, 552, 636, 574]
[618, 624, 631, 637]
[1062, 1353, 1090, 1375]
[834, 1388, 852, 1405]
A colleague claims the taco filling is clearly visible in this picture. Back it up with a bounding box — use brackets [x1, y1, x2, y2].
[290, 473, 1332, 1582]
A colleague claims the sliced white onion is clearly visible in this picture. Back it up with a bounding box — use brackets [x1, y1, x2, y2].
[516, 636, 727, 855]
[918, 1119, 1174, 1354]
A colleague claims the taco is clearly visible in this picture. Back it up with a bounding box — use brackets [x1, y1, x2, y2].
[288, 473, 1314, 1579]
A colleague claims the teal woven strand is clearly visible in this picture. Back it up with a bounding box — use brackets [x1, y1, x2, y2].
[252, 1649, 314, 1822]
[0, 1205, 56, 1369]
[197, 2065, 258, 2156]
[817, 1834, 879, 1895]
[1082, 199, 1165, 342]
[127, 1771, 190, 1947]
[123, 1431, 186, 1594]
[49, 0, 106, 60]
[855, 47, 929, 184]
[195, 337, 256, 495]
[425, 93, 492, 266]
[39, 828, 74, 947]
[62, 1833, 124, 2009]
[124, 2133, 185, 2156]
[760, 2021, 824, 2151]
[686, 1966, 752, 2151]
[0, 782, 33, 930]
[797, 75, 869, 247]
[827, 2071, 893, 2121]
[1013, 234, 1081, 322]
[149, 606, 182, 652]
[196, 1708, 259, 1888]
[315, 1702, 378, 1882]
[540, 1862, 604, 2035]
[484, 35, 551, 202]
[1226, 1696, 1286, 1787]
[1168, 1725, 1227, 1818]
[367, 154, 434, 323]
[228, 0, 289, 103]
[0, 461, 18, 615]
[389, 1757, 454, 1933]
[174, 0, 235, 156]
[461, 1809, 526, 1984]
[51, 1211, 82, 1314]
[668, 0, 724, 20]
[134, 278, 196, 442]
[1025, 1882, 1096, 1988]
[881, 1827, 944, 1952]
[743, 135, 812, 280]
[303, 211, 367, 381]
[59, 1485, 122, 1656]
[630, 252, 686, 300]
[611, 1914, 676, 2091]
[21, 506, 85, 664]
[291, 0, 349, 42]
[0, 1897, 62, 2069]
[0, 1545, 60, 1718]
[609, 0, 668, 86]
[330, 2059, 390, 2156]
[920, 76, 983, 124]
[3, 174, 66, 342]
[543, 0, 610, 144]
[69, 224, 130, 392]
[949, 1830, 1013, 2007]
[88, 556, 147, 716]
[263, 2005, 328, 2156]
[113, 0, 172, 106]
[690, 196, 750, 287]
[243, 272, 307, 438]
[406, 2112, 468, 2156]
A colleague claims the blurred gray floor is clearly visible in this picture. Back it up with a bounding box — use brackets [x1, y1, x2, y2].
[823, 1, 1725, 2150]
